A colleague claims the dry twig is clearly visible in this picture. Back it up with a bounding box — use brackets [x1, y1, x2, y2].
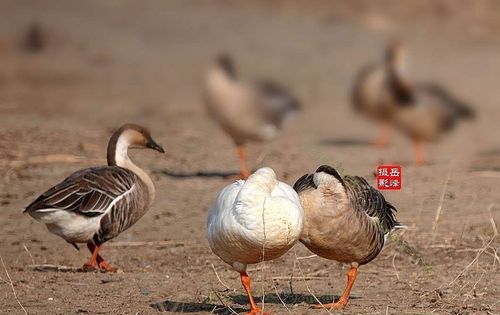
[271, 273, 293, 315]
[28, 264, 79, 272]
[212, 291, 238, 315]
[486, 203, 498, 237]
[211, 264, 234, 292]
[294, 249, 334, 315]
[391, 252, 400, 280]
[1, 255, 28, 314]
[447, 237, 496, 287]
[260, 196, 267, 313]
[432, 162, 452, 237]
[296, 254, 318, 260]
[23, 244, 35, 265]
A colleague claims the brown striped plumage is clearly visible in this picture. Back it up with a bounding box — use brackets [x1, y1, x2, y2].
[24, 123, 164, 272]
[293, 165, 403, 309]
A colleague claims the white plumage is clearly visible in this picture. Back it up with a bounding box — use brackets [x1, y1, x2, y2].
[207, 167, 304, 272]
[207, 167, 303, 314]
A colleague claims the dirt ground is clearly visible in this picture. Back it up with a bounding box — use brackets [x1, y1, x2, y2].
[0, 1, 499, 314]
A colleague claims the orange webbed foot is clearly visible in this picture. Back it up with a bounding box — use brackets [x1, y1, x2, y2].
[97, 260, 118, 273]
[82, 263, 98, 272]
[312, 265, 358, 310]
[84, 243, 117, 272]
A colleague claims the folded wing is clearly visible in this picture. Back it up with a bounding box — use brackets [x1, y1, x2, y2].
[24, 166, 137, 217]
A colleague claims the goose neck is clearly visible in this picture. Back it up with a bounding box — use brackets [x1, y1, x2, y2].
[107, 133, 156, 203]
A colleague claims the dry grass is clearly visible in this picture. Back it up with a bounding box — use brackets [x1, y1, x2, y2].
[0, 255, 27, 315]
[432, 162, 453, 237]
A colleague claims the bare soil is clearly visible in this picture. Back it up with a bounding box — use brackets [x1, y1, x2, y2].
[0, 1, 499, 314]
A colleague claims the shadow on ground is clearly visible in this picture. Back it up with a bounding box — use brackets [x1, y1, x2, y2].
[154, 169, 241, 179]
[319, 138, 372, 147]
[229, 293, 361, 305]
[151, 293, 363, 313]
[150, 300, 245, 314]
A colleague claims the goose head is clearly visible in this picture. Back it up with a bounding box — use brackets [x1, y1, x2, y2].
[107, 123, 164, 166]
[214, 53, 237, 79]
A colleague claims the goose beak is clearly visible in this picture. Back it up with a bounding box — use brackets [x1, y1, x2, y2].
[146, 137, 165, 153]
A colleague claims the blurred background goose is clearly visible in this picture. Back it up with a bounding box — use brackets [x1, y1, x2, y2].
[24, 124, 165, 272]
[207, 167, 303, 314]
[352, 40, 474, 164]
[204, 54, 301, 178]
[293, 165, 404, 309]
[392, 81, 474, 164]
[351, 40, 412, 148]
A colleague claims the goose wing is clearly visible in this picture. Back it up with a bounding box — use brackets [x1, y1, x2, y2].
[253, 79, 300, 125]
[417, 82, 475, 119]
[342, 175, 399, 233]
[292, 173, 316, 193]
[24, 166, 137, 217]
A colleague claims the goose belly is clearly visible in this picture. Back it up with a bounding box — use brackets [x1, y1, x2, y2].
[212, 107, 278, 143]
[30, 209, 102, 243]
[301, 209, 382, 264]
[356, 70, 396, 121]
[394, 105, 446, 141]
[207, 90, 278, 143]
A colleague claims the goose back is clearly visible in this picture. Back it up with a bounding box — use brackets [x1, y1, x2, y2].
[393, 83, 474, 141]
[294, 165, 399, 265]
[207, 168, 304, 271]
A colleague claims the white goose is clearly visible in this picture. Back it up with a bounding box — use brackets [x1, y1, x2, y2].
[207, 167, 304, 315]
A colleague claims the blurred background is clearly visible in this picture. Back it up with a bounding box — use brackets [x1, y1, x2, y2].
[0, 1, 499, 314]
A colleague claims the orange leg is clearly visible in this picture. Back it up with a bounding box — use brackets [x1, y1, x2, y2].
[372, 123, 390, 148]
[414, 139, 425, 165]
[240, 272, 270, 315]
[84, 243, 117, 272]
[237, 145, 251, 179]
[311, 265, 358, 310]
[82, 243, 101, 271]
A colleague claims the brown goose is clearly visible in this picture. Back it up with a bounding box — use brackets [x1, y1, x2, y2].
[351, 40, 412, 147]
[352, 41, 474, 164]
[204, 54, 300, 178]
[24, 124, 164, 272]
[293, 165, 404, 309]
